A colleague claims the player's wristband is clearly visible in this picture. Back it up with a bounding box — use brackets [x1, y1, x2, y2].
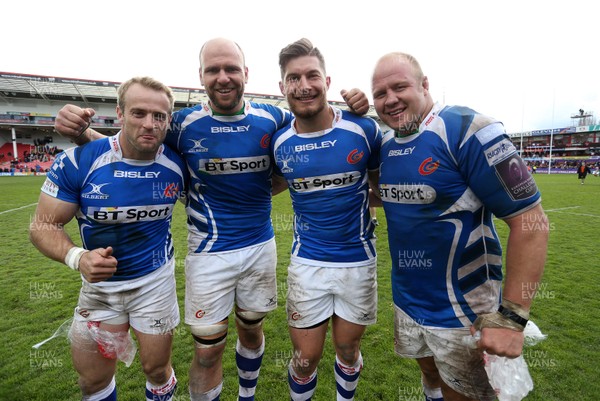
[498, 305, 528, 328]
[70, 121, 91, 144]
[65, 247, 87, 271]
[473, 299, 530, 332]
[498, 298, 529, 329]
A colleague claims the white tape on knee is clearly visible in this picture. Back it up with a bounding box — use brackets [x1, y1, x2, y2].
[190, 323, 228, 348]
[190, 323, 228, 337]
[235, 310, 267, 329]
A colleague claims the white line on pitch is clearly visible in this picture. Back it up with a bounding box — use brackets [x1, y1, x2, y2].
[545, 206, 581, 212]
[551, 212, 600, 219]
[0, 203, 37, 215]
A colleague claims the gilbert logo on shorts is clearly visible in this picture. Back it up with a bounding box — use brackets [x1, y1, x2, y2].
[265, 296, 277, 307]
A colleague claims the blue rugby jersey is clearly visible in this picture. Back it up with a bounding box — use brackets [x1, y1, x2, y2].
[167, 101, 291, 253]
[41, 133, 187, 281]
[272, 107, 381, 266]
[379, 103, 541, 328]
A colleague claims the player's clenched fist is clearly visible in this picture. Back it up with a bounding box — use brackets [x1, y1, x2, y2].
[54, 104, 95, 138]
[78, 246, 118, 283]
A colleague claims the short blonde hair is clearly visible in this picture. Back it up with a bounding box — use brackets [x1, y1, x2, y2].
[117, 76, 175, 112]
[377, 52, 424, 81]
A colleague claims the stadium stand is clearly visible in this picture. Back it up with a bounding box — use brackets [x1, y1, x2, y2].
[0, 72, 380, 176]
[1, 71, 598, 175]
[508, 124, 600, 173]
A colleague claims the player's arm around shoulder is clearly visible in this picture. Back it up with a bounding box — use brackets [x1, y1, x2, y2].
[54, 104, 106, 145]
[269, 131, 290, 196]
[368, 170, 382, 207]
[365, 118, 382, 207]
[340, 89, 370, 115]
[164, 144, 189, 204]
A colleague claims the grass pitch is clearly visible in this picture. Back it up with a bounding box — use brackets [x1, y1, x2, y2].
[0, 173, 598, 400]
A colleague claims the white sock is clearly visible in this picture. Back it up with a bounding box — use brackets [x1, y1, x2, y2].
[422, 378, 444, 401]
[334, 353, 363, 400]
[146, 369, 177, 400]
[289, 364, 317, 401]
[84, 376, 116, 401]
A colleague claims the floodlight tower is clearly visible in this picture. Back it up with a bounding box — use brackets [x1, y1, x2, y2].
[571, 109, 593, 127]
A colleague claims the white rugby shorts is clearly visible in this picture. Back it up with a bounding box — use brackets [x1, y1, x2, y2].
[74, 258, 179, 335]
[393, 305, 496, 400]
[286, 259, 377, 328]
[185, 238, 277, 326]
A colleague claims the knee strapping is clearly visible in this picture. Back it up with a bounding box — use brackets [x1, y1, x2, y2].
[190, 323, 228, 348]
[235, 310, 267, 329]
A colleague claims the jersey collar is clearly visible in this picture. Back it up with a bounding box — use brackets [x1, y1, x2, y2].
[202, 100, 249, 119]
[110, 131, 164, 162]
[291, 106, 342, 138]
[393, 103, 443, 143]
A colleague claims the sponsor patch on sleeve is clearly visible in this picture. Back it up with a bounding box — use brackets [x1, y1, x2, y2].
[494, 155, 538, 201]
[41, 178, 59, 198]
[475, 123, 504, 146]
[484, 138, 517, 166]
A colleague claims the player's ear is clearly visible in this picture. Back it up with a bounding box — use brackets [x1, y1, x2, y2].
[422, 76, 429, 93]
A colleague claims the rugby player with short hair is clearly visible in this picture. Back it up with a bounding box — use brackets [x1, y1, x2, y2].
[30, 76, 187, 401]
[272, 38, 381, 401]
[53, 37, 369, 401]
[371, 52, 549, 401]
